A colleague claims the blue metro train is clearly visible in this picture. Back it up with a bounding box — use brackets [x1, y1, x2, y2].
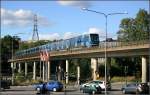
[15, 34, 99, 57]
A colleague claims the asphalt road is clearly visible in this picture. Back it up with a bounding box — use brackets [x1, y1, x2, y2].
[0, 82, 148, 95]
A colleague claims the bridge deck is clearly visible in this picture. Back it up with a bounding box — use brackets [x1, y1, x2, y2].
[9, 41, 149, 62]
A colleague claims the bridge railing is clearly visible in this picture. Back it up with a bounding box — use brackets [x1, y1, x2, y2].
[98, 40, 149, 49]
[14, 40, 149, 58]
[67, 40, 149, 53]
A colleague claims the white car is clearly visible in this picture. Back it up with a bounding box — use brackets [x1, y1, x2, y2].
[80, 80, 111, 91]
[90, 80, 106, 90]
[80, 82, 99, 91]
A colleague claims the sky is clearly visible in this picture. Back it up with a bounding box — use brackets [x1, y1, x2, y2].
[1, 0, 149, 41]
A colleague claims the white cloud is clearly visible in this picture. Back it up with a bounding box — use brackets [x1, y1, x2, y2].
[1, 8, 51, 27]
[59, 27, 105, 40]
[83, 27, 105, 41]
[83, 27, 105, 36]
[30, 27, 105, 41]
[58, 1, 91, 8]
[39, 33, 60, 41]
[38, 32, 79, 41]
[31, 26, 105, 41]
[89, 27, 103, 34]
[63, 32, 79, 39]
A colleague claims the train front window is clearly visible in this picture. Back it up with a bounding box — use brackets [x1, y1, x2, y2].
[90, 34, 99, 42]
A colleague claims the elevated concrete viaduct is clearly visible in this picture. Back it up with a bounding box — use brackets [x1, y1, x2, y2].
[9, 41, 149, 84]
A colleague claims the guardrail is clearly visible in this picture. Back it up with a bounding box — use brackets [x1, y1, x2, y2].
[98, 40, 149, 49]
[71, 40, 149, 51]
[12, 40, 149, 60]
[49, 40, 149, 56]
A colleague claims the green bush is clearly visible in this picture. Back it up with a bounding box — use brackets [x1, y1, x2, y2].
[110, 76, 140, 83]
[14, 71, 42, 86]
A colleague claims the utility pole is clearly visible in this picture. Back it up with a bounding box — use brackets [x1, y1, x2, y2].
[0, 22, 1, 91]
[11, 33, 24, 85]
[82, 8, 128, 95]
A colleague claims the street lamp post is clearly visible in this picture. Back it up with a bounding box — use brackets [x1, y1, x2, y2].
[82, 8, 127, 95]
[0, 26, 1, 91]
[11, 33, 24, 85]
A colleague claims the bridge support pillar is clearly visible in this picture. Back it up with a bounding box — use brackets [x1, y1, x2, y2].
[107, 58, 111, 82]
[45, 63, 47, 82]
[14, 62, 16, 69]
[91, 58, 98, 80]
[25, 62, 28, 77]
[43, 62, 45, 81]
[11, 62, 15, 85]
[33, 61, 36, 80]
[141, 56, 147, 83]
[58, 61, 62, 82]
[40, 61, 42, 79]
[77, 65, 80, 85]
[47, 61, 50, 81]
[66, 60, 69, 84]
[74, 59, 80, 85]
[18, 63, 21, 73]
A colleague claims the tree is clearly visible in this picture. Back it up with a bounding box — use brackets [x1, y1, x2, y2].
[117, 18, 136, 41]
[135, 9, 150, 40]
[19, 42, 30, 50]
[1, 35, 20, 74]
[118, 9, 150, 41]
[79, 59, 91, 80]
[19, 40, 51, 50]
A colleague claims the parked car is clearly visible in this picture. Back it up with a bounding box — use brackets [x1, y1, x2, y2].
[82, 84, 102, 94]
[122, 83, 142, 94]
[90, 80, 111, 90]
[1, 80, 11, 89]
[33, 81, 63, 94]
[139, 83, 149, 94]
[80, 80, 111, 91]
[80, 81, 99, 91]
